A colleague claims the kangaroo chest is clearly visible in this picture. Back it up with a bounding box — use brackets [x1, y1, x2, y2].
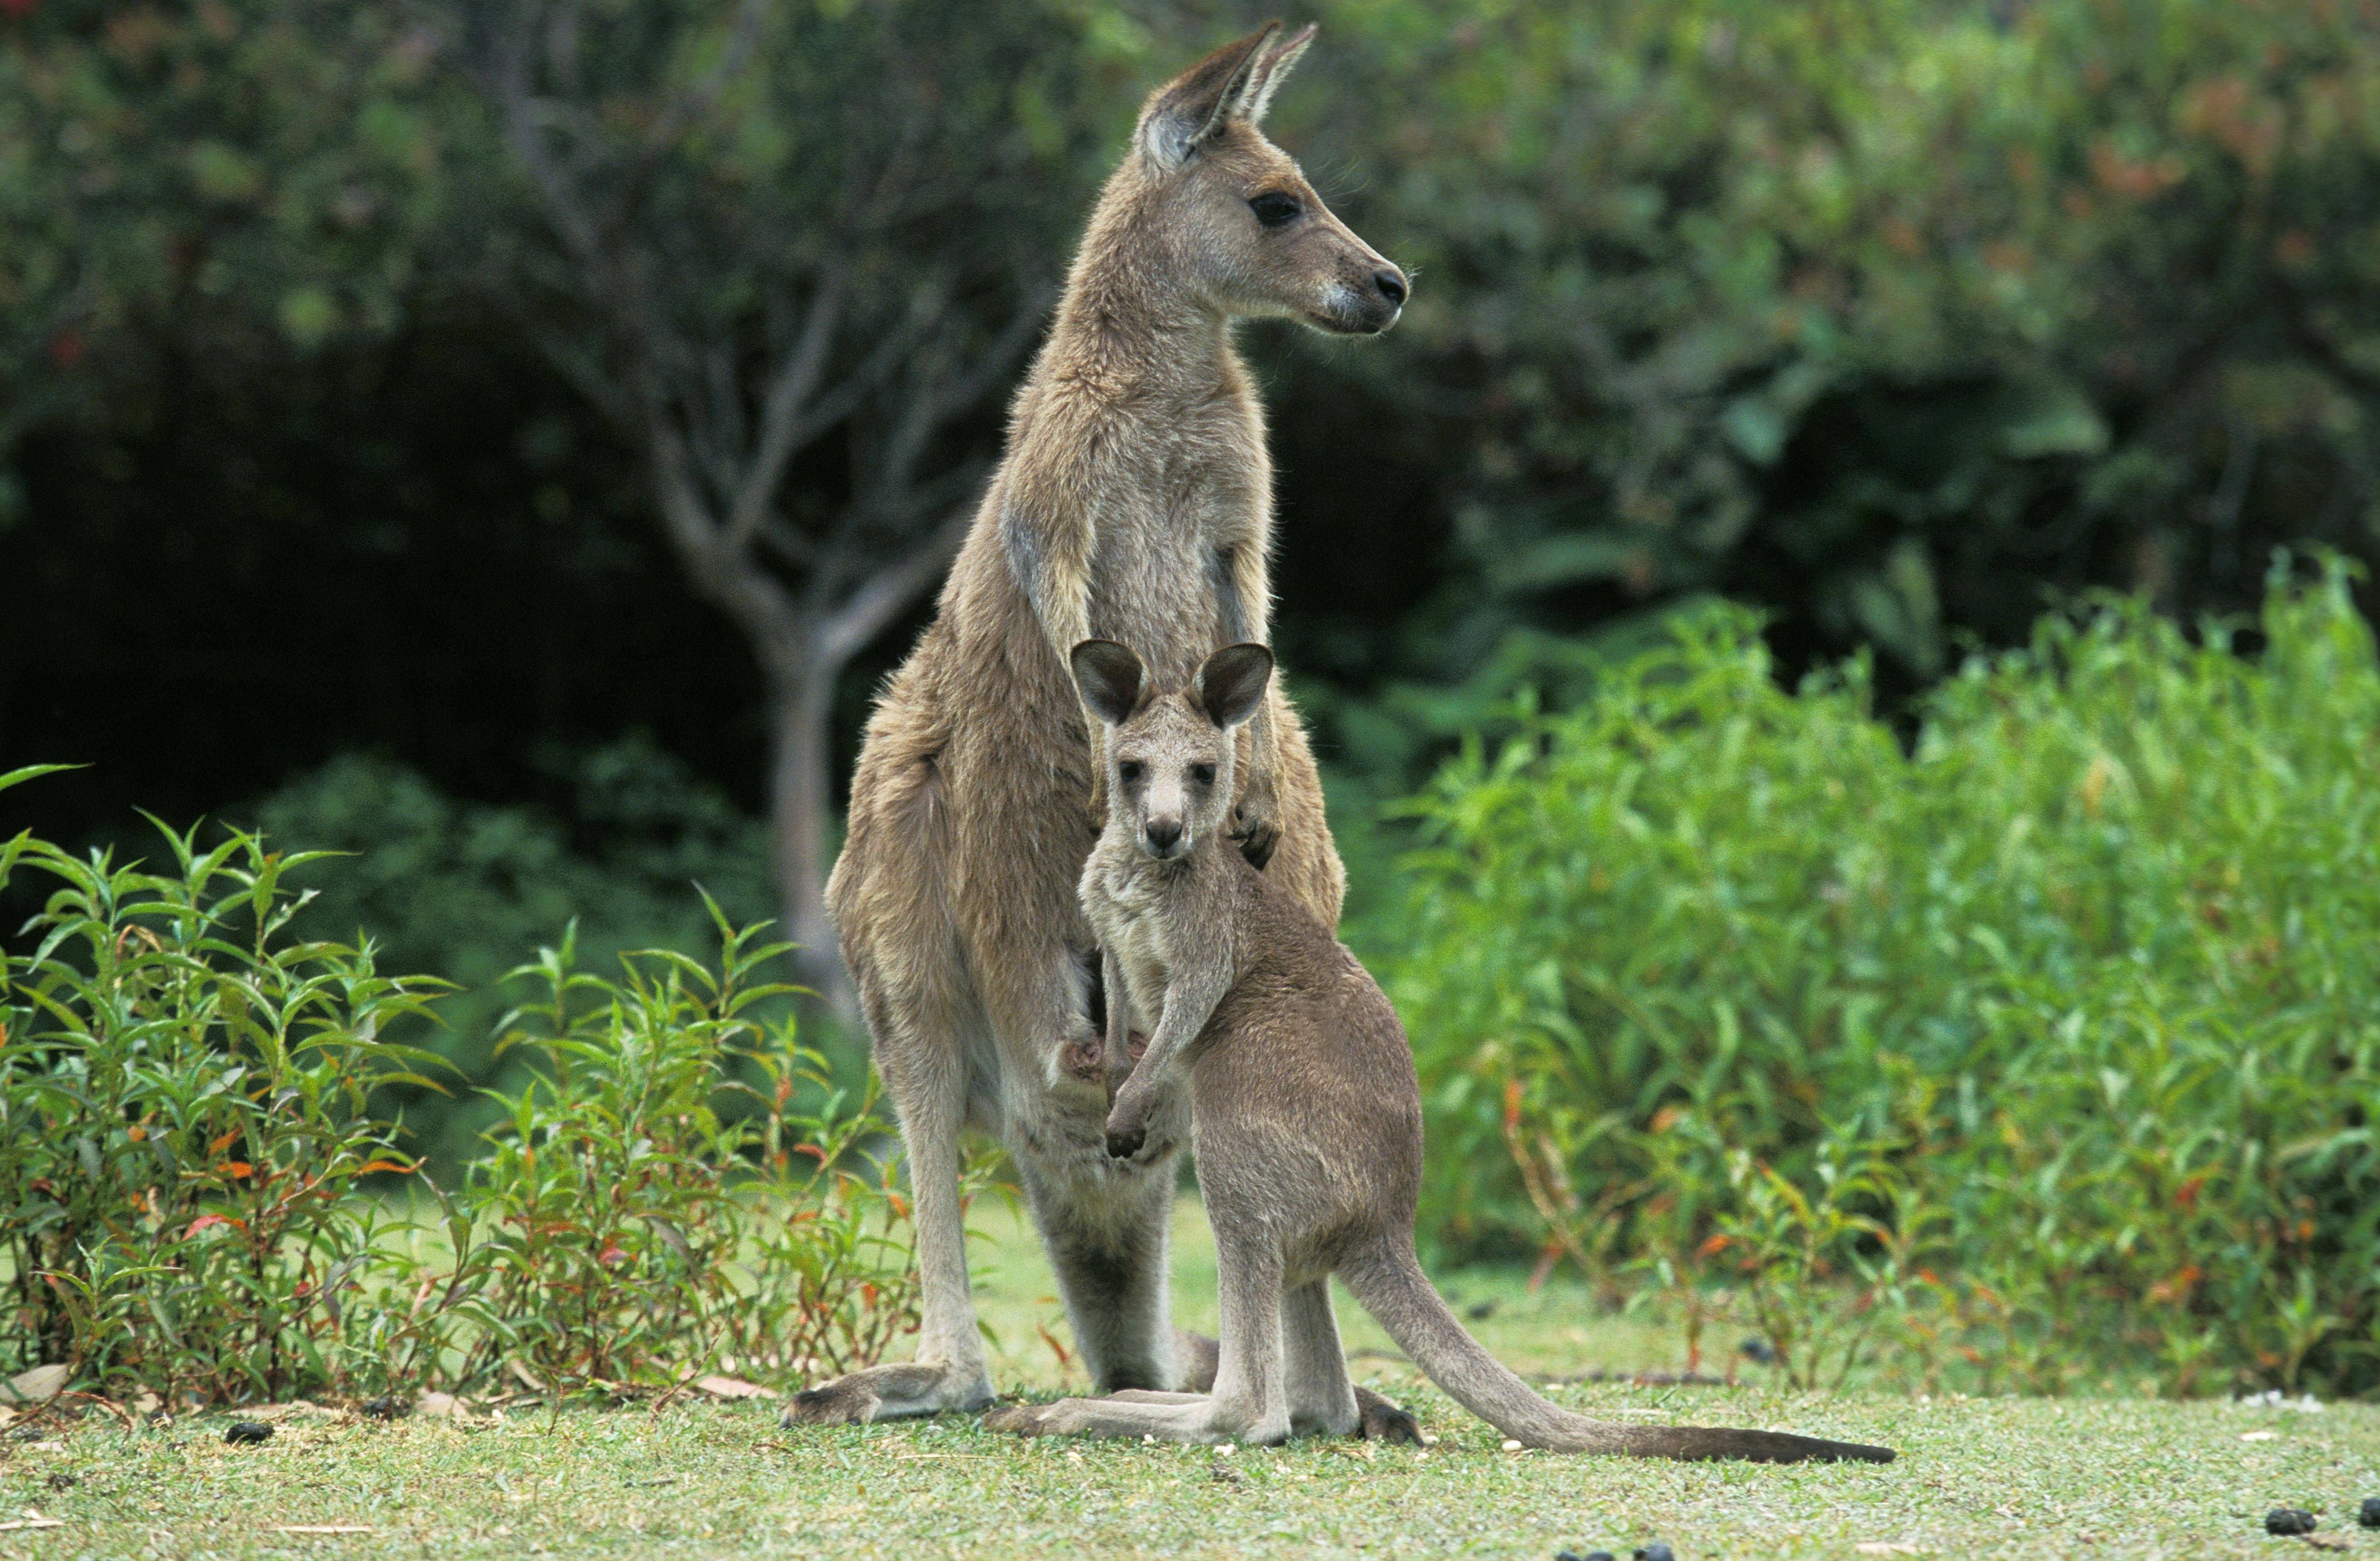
[1084, 408, 1268, 690]
[1088, 857, 1213, 1030]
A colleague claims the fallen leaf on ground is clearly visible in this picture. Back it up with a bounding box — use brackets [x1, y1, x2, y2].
[273, 1526, 376, 1535]
[2241, 1431, 2281, 1442]
[695, 1376, 779, 1401]
[0, 1365, 69, 1404]
[1856, 1544, 1924, 1556]
[2303, 1536, 2350, 1552]
[0, 1511, 64, 1532]
[415, 1392, 466, 1418]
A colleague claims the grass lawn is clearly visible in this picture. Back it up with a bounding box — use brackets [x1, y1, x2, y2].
[4, 1197, 2374, 1560]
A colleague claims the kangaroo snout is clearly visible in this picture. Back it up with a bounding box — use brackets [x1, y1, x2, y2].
[1143, 817, 1185, 856]
[1324, 259, 1407, 335]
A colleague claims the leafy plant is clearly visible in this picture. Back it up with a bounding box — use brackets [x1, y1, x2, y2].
[0, 766, 450, 1402]
[424, 909, 923, 1398]
[1, 772, 935, 1406]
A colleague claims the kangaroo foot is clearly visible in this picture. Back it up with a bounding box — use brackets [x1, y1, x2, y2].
[780, 1362, 993, 1427]
[1355, 1386, 1423, 1444]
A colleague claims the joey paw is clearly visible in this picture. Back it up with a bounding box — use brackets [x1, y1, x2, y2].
[1105, 1123, 1147, 1160]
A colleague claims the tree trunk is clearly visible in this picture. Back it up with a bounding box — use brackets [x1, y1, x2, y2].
[766, 650, 856, 1025]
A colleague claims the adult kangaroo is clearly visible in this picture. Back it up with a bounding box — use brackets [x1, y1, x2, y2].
[788, 22, 1412, 1429]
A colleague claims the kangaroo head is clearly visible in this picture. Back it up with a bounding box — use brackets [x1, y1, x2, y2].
[1124, 21, 1406, 336]
[1072, 640, 1274, 863]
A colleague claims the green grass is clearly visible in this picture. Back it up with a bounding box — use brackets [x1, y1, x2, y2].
[5, 1199, 2375, 1560]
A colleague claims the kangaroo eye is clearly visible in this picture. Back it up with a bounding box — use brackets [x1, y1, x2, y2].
[1248, 192, 1301, 229]
[1118, 760, 1143, 783]
[1190, 763, 1217, 785]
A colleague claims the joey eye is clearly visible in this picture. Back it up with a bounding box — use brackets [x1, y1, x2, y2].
[1190, 763, 1217, 785]
[1248, 192, 1301, 229]
[1117, 760, 1143, 783]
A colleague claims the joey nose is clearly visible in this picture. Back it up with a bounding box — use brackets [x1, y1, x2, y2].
[1144, 818, 1182, 854]
[1372, 268, 1408, 308]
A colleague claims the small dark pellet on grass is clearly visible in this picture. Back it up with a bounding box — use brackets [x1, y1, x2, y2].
[224, 1421, 273, 1446]
[1635, 1545, 1676, 1561]
[361, 1395, 409, 1420]
[45, 1471, 76, 1491]
[2265, 1508, 2317, 1536]
[2359, 1498, 2380, 1530]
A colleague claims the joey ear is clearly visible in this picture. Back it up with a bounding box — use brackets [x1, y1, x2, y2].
[1240, 22, 1316, 127]
[1138, 21, 1280, 170]
[1071, 640, 1146, 727]
[1195, 643, 1274, 729]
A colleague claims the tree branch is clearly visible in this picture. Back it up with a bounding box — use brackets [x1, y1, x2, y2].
[815, 499, 976, 667]
[722, 266, 849, 554]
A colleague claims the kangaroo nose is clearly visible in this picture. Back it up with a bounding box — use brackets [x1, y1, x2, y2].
[1145, 818, 1182, 854]
[1372, 268, 1408, 308]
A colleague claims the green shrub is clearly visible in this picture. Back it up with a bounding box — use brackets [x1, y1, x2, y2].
[1, 772, 924, 1406]
[0, 767, 450, 1400]
[1381, 559, 2380, 1396]
[425, 912, 925, 1398]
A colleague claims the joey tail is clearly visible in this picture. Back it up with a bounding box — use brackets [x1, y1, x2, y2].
[1339, 1238, 1896, 1464]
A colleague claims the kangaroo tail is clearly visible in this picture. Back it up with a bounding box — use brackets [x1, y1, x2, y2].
[1338, 1238, 1895, 1464]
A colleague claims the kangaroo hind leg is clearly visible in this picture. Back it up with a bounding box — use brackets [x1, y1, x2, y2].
[783, 877, 993, 1425]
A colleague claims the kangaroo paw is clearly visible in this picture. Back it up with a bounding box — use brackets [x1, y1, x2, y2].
[780, 1362, 992, 1427]
[1354, 1385, 1423, 1444]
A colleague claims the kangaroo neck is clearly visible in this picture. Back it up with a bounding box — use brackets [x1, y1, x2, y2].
[1045, 221, 1236, 410]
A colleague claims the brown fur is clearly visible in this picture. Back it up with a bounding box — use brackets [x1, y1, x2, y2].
[788, 23, 1412, 1430]
[983, 643, 1898, 1464]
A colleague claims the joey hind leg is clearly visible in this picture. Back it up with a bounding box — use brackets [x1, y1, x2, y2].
[1176, 1324, 1420, 1442]
[987, 1227, 1290, 1445]
[782, 978, 991, 1426]
[1282, 1282, 1359, 1437]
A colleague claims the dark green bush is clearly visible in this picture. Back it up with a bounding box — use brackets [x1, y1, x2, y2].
[1382, 560, 2380, 1395]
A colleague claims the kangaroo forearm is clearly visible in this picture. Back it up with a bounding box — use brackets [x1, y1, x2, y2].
[1248, 692, 1282, 793]
[1102, 951, 1134, 1076]
[1139, 972, 1229, 1086]
[999, 499, 1094, 665]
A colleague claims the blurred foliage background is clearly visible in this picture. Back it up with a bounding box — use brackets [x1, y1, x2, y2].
[5, 0, 2380, 1388]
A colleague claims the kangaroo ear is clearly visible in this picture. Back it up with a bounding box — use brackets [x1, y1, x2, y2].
[1240, 22, 1316, 128]
[1196, 643, 1274, 730]
[1071, 640, 1146, 727]
[1138, 21, 1280, 170]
